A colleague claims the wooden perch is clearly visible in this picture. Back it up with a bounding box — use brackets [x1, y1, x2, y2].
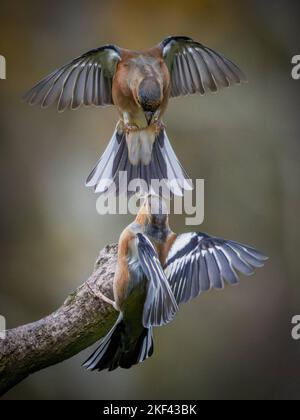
[0, 244, 119, 397]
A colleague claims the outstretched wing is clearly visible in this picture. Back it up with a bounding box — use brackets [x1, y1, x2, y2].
[165, 232, 268, 305]
[136, 233, 178, 328]
[23, 45, 121, 111]
[160, 36, 247, 98]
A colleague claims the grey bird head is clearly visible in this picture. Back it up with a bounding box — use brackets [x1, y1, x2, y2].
[147, 194, 169, 227]
[138, 78, 162, 124]
[144, 194, 169, 243]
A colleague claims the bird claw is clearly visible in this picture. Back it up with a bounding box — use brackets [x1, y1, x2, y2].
[153, 120, 166, 135]
[86, 282, 116, 308]
[124, 123, 139, 135]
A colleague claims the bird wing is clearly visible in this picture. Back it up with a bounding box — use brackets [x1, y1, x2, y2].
[23, 45, 121, 111]
[160, 36, 247, 97]
[136, 233, 178, 328]
[164, 232, 268, 305]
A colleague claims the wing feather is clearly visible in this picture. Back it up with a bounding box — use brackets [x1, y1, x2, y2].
[136, 233, 178, 327]
[23, 45, 121, 110]
[165, 232, 267, 305]
[160, 36, 246, 98]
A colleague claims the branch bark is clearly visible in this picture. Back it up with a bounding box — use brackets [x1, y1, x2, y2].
[0, 244, 119, 397]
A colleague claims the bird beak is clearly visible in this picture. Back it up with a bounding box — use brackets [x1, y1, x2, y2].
[145, 111, 154, 125]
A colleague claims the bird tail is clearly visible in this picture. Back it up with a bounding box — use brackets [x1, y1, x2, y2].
[82, 314, 154, 372]
[85, 125, 192, 196]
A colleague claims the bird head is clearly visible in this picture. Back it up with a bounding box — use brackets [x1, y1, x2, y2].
[136, 194, 169, 230]
[137, 78, 162, 125]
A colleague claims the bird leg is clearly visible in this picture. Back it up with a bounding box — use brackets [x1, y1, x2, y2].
[150, 109, 166, 134]
[86, 282, 117, 310]
[121, 113, 140, 135]
[124, 123, 139, 135]
[152, 119, 166, 135]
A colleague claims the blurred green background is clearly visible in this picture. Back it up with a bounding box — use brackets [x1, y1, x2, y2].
[1, 0, 300, 400]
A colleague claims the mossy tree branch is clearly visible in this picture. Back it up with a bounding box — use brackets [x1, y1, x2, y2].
[0, 244, 118, 397]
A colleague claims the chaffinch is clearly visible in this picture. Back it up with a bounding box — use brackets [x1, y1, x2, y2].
[83, 195, 267, 372]
[24, 36, 246, 195]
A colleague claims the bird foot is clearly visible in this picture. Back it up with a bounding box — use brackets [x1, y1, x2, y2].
[86, 282, 117, 309]
[153, 120, 166, 135]
[124, 123, 139, 135]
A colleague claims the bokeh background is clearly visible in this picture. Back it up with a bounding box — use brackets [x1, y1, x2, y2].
[1, 0, 300, 400]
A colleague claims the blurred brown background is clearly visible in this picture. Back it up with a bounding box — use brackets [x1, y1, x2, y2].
[1, 0, 300, 400]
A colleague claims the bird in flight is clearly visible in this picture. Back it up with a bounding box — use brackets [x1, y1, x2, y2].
[83, 195, 267, 372]
[23, 36, 246, 196]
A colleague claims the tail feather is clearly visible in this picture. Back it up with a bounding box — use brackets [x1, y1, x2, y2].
[86, 125, 192, 196]
[83, 314, 153, 372]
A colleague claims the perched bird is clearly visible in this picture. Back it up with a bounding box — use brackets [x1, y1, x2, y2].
[83, 195, 267, 371]
[23, 36, 246, 195]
